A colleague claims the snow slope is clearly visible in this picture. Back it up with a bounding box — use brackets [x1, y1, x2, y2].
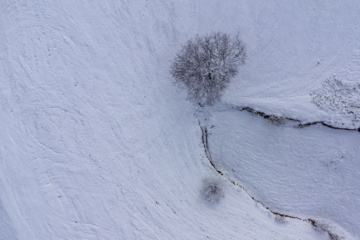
[1, 0, 359, 239]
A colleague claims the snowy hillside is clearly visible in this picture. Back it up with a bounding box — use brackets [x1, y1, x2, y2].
[1, 1, 360, 239]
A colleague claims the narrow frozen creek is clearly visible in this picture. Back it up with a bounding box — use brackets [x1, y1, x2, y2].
[202, 107, 360, 238]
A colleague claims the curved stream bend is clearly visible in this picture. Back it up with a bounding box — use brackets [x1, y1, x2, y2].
[197, 105, 345, 240]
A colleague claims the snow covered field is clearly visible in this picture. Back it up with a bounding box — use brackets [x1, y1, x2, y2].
[1, 0, 360, 239]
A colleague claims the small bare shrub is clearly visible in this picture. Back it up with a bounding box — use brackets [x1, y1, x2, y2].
[201, 177, 225, 204]
[274, 215, 288, 224]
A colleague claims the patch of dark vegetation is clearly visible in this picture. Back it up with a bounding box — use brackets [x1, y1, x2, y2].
[311, 76, 360, 128]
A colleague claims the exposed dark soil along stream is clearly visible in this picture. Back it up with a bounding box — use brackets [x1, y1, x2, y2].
[198, 105, 345, 240]
[227, 104, 360, 132]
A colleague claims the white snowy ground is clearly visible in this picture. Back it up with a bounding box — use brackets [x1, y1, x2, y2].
[0, 0, 359, 239]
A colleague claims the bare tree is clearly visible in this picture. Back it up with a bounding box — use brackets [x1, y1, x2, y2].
[170, 32, 247, 106]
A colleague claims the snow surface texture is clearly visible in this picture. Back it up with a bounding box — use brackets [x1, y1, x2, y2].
[1, 0, 360, 239]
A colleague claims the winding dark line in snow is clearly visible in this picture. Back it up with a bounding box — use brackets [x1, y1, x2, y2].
[225, 104, 360, 132]
[199, 124, 342, 240]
